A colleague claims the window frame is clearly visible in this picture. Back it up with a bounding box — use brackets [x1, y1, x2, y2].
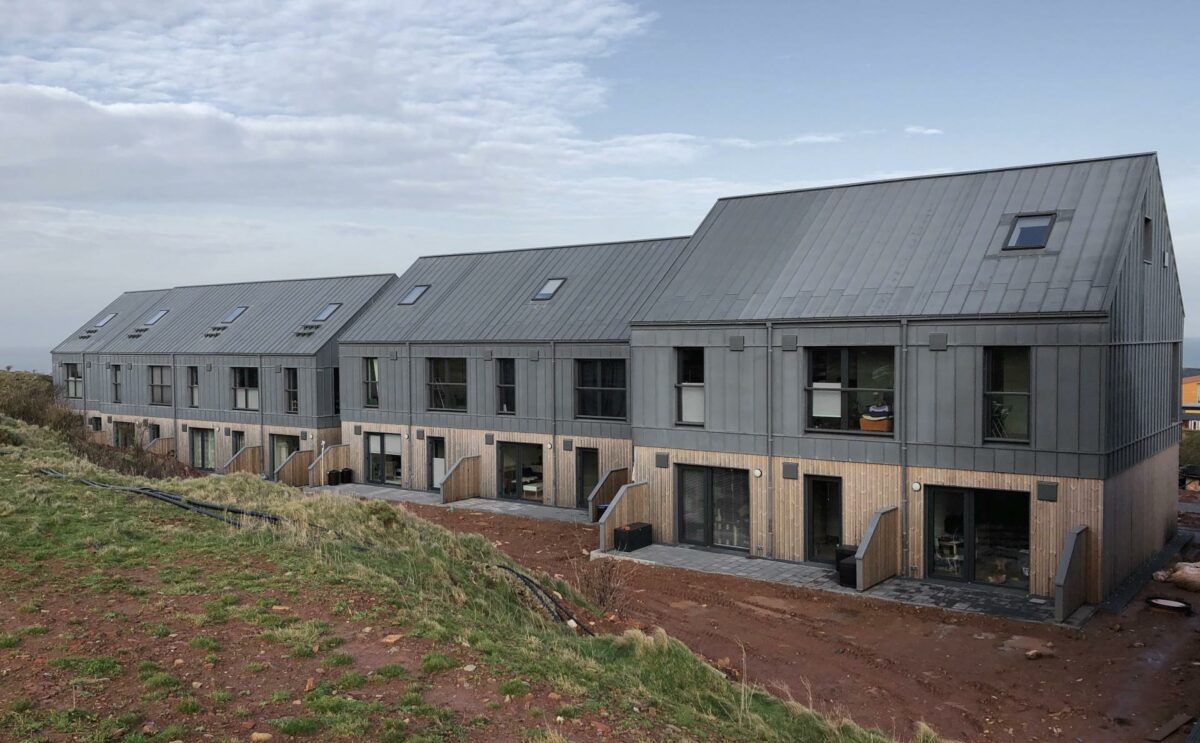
[94, 313, 117, 328]
[313, 303, 341, 322]
[1142, 215, 1154, 264]
[804, 347, 895, 436]
[1002, 213, 1057, 251]
[284, 367, 299, 414]
[221, 306, 249, 324]
[231, 366, 260, 411]
[144, 309, 169, 326]
[574, 359, 627, 421]
[496, 358, 516, 415]
[427, 357, 468, 413]
[982, 346, 1031, 444]
[398, 285, 429, 306]
[363, 357, 380, 408]
[187, 366, 200, 408]
[675, 347, 705, 426]
[111, 364, 122, 404]
[64, 363, 83, 399]
[148, 365, 172, 406]
[532, 278, 566, 301]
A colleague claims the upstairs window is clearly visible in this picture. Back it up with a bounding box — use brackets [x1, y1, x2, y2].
[232, 367, 259, 410]
[807, 347, 894, 434]
[532, 278, 566, 301]
[676, 347, 705, 426]
[428, 357, 468, 412]
[221, 306, 248, 324]
[149, 365, 172, 406]
[64, 363, 82, 399]
[984, 347, 1030, 442]
[187, 366, 200, 407]
[1143, 215, 1154, 263]
[575, 359, 626, 420]
[1005, 214, 1055, 250]
[496, 358, 516, 415]
[94, 313, 117, 327]
[111, 364, 122, 403]
[284, 367, 299, 414]
[313, 303, 341, 322]
[364, 358, 380, 408]
[398, 285, 429, 305]
[144, 309, 169, 325]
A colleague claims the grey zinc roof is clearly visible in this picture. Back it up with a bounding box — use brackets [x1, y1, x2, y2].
[52, 289, 171, 354]
[340, 237, 690, 343]
[67, 274, 395, 356]
[637, 153, 1156, 323]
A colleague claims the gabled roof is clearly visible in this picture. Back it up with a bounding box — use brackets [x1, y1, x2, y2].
[55, 275, 395, 356]
[52, 289, 171, 354]
[340, 237, 690, 343]
[637, 153, 1158, 323]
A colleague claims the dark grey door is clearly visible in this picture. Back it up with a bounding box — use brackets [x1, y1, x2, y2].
[805, 475, 843, 563]
[576, 447, 600, 508]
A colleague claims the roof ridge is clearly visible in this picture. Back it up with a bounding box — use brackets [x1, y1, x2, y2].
[417, 235, 692, 260]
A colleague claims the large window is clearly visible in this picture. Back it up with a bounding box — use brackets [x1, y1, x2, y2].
[64, 363, 82, 399]
[806, 347, 894, 434]
[675, 347, 704, 425]
[984, 347, 1030, 442]
[363, 358, 380, 408]
[232, 367, 259, 410]
[111, 364, 122, 403]
[187, 366, 199, 407]
[575, 359, 626, 420]
[496, 358, 516, 415]
[149, 365, 172, 406]
[428, 358, 467, 412]
[284, 367, 299, 414]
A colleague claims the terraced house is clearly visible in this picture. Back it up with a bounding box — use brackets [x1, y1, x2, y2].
[51, 275, 395, 484]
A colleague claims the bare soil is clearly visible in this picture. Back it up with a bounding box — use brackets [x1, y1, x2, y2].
[406, 502, 1200, 743]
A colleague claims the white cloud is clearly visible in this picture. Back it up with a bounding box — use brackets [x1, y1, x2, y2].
[904, 125, 944, 136]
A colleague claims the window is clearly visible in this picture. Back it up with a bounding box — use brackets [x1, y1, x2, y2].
[187, 366, 199, 407]
[428, 358, 468, 412]
[284, 367, 299, 414]
[675, 347, 705, 425]
[398, 285, 429, 305]
[496, 358, 516, 415]
[64, 363, 82, 399]
[333, 367, 341, 414]
[148, 423, 161, 441]
[1004, 214, 1055, 250]
[232, 367, 259, 410]
[363, 358, 380, 408]
[144, 309, 169, 325]
[1143, 215, 1154, 263]
[532, 278, 565, 301]
[149, 365, 172, 406]
[575, 359, 626, 420]
[231, 430, 245, 454]
[89, 417, 102, 432]
[806, 348, 894, 434]
[111, 364, 122, 403]
[94, 313, 117, 327]
[221, 306, 248, 324]
[313, 303, 341, 322]
[984, 347, 1030, 442]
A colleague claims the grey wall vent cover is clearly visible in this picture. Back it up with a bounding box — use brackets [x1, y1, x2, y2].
[530, 350, 540, 361]
[482, 350, 492, 360]
[180, 423, 187, 431]
[206, 363, 213, 371]
[562, 439, 573, 451]
[107, 415, 113, 423]
[1036, 481, 1058, 502]
[416, 429, 425, 440]
[300, 431, 308, 441]
[781, 335, 798, 352]
[655, 452, 669, 468]
[781, 462, 799, 480]
[729, 335, 745, 351]
[353, 425, 362, 435]
[485, 433, 494, 445]
[223, 427, 230, 436]
[929, 333, 949, 351]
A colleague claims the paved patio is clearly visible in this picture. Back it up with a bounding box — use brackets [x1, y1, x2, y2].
[307, 483, 593, 524]
[595, 543, 1058, 624]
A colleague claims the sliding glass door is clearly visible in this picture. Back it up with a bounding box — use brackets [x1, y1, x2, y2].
[677, 465, 750, 551]
[365, 433, 403, 486]
[189, 428, 215, 471]
[927, 487, 1029, 589]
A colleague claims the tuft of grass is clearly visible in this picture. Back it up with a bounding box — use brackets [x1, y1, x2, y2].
[48, 656, 121, 677]
[143, 622, 172, 638]
[209, 690, 234, 703]
[419, 652, 455, 674]
[321, 652, 355, 668]
[0, 633, 19, 648]
[370, 663, 407, 680]
[270, 716, 322, 735]
[19, 624, 49, 636]
[176, 697, 202, 713]
[247, 661, 268, 673]
[498, 678, 530, 697]
[189, 634, 221, 651]
[334, 671, 367, 689]
[142, 672, 180, 690]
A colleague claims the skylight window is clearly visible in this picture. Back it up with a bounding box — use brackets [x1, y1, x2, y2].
[532, 278, 566, 301]
[94, 313, 117, 327]
[1005, 214, 1055, 250]
[221, 306, 249, 324]
[144, 309, 169, 325]
[398, 285, 429, 305]
[313, 302, 342, 322]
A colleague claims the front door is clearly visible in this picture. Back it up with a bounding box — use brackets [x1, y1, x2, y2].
[427, 437, 446, 491]
[270, 434, 300, 477]
[677, 465, 750, 550]
[805, 475, 843, 563]
[498, 442, 544, 501]
[927, 487, 1030, 589]
[189, 428, 215, 470]
[366, 433, 404, 486]
[576, 447, 600, 508]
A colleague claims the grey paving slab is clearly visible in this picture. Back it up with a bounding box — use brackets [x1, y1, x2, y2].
[306, 483, 591, 524]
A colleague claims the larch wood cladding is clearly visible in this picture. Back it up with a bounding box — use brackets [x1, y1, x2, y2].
[772, 458, 902, 562]
[588, 467, 630, 522]
[599, 481, 651, 551]
[275, 449, 315, 487]
[856, 506, 900, 590]
[224, 446, 263, 476]
[553, 436, 633, 509]
[908, 466, 1104, 600]
[442, 455, 481, 503]
[1102, 445, 1178, 596]
[309, 444, 352, 486]
[411, 427, 481, 493]
[148, 437, 175, 456]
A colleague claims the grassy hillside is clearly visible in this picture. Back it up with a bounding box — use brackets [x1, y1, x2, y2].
[0, 372, 938, 742]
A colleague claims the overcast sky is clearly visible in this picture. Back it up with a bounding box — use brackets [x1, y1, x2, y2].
[2, 0, 1198, 369]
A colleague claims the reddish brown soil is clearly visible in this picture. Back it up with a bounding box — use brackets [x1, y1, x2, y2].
[407, 502, 1200, 743]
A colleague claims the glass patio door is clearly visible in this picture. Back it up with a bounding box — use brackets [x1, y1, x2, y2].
[927, 488, 1029, 589]
[366, 433, 403, 486]
[498, 442, 544, 502]
[677, 465, 750, 551]
[189, 428, 215, 471]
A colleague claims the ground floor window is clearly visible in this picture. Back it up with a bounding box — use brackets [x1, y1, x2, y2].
[677, 465, 750, 550]
[366, 433, 403, 486]
[190, 428, 216, 470]
[927, 487, 1029, 590]
[498, 442, 544, 502]
[113, 421, 136, 448]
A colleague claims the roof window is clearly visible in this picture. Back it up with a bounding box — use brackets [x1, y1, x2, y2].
[221, 306, 249, 324]
[398, 285, 429, 305]
[532, 278, 566, 301]
[144, 309, 169, 325]
[313, 302, 341, 322]
[1005, 214, 1055, 250]
[94, 313, 117, 327]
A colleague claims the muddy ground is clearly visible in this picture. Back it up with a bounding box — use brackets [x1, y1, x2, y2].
[405, 501, 1200, 743]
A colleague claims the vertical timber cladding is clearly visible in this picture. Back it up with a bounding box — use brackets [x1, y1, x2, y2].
[409, 427, 483, 492]
[1102, 445, 1179, 597]
[908, 466, 1104, 600]
[553, 435, 634, 509]
[771, 459, 903, 563]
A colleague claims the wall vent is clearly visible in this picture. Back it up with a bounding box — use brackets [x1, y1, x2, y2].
[781, 335, 798, 352]
[655, 452, 669, 468]
[729, 335, 745, 351]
